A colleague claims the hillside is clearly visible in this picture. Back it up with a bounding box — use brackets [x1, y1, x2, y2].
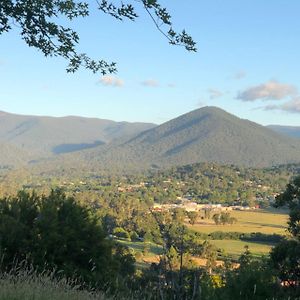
[82, 106, 300, 170]
[2, 107, 300, 172]
[0, 141, 32, 167]
[0, 111, 155, 161]
[268, 125, 300, 138]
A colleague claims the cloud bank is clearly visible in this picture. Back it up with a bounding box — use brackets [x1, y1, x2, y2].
[237, 80, 297, 101]
[263, 97, 300, 114]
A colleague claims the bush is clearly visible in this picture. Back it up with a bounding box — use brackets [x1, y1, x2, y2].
[0, 190, 135, 289]
[130, 231, 139, 241]
[113, 227, 130, 239]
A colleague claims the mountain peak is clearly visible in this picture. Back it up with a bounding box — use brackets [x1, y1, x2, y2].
[97, 106, 300, 169]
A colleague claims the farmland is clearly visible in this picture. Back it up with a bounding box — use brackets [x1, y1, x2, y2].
[188, 208, 289, 235]
[116, 209, 289, 265]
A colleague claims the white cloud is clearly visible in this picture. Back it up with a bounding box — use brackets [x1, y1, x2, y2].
[280, 97, 300, 113]
[208, 88, 223, 99]
[261, 97, 300, 113]
[99, 75, 124, 87]
[141, 79, 159, 87]
[237, 80, 297, 101]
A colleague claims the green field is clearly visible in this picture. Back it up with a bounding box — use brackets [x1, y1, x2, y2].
[117, 239, 163, 256]
[210, 239, 274, 258]
[188, 208, 289, 235]
[116, 209, 289, 264]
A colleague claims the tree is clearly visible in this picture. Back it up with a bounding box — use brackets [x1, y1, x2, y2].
[187, 211, 198, 225]
[270, 176, 300, 291]
[1, 1, 196, 73]
[220, 250, 279, 300]
[172, 207, 186, 223]
[213, 212, 237, 225]
[212, 213, 221, 225]
[0, 189, 135, 288]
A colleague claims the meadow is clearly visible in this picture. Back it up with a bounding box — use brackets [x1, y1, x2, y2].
[118, 209, 289, 264]
[188, 208, 289, 235]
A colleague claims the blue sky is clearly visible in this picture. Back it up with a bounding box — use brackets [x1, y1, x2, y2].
[1, 0, 300, 125]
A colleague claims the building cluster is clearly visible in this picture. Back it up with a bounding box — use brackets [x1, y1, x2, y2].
[152, 200, 257, 213]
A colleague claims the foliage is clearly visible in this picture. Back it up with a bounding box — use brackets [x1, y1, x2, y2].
[0, 189, 135, 289]
[187, 211, 198, 225]
[219, 250, 279, 300]
[271, 176, 300, 287]
[0, 0, 195, 73]
[113, 227, 130, 239]
[0, 263, 109, 300]
[212, 212, 237, 225]
[275, 175, 300, 237]
[270, 239, 300, 284]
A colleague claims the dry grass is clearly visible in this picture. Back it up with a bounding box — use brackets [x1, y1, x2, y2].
[0, 266, 109, 300]
[188, 209, 289, 235]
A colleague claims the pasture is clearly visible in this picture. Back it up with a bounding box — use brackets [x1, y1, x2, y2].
[116, 209, 289, 266]
[188, 208, 289, 235]
[210, 239, 273, 258]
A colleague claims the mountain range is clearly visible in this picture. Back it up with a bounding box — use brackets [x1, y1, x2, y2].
[0, 110, 155, 159]
[1, 107, 300, 171]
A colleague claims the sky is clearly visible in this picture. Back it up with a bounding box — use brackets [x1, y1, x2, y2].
[1, 0, 300, 126]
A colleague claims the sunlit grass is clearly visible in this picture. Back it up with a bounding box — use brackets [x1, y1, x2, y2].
[188, 209, 289, 235]
[210, 239, 273, 258]
[0, 266, 109, 300]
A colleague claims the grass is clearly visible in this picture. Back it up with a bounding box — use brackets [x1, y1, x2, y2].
[116, 237, 273, 266]
[116, 209, 289, 266]
[117, 239, 163, 256]
[211, 239, 274, 259]
[188, 208, 289, 235]
[0, 267, 109, 300]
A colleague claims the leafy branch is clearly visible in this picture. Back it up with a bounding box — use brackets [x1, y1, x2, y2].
[0, 0, 196, 73]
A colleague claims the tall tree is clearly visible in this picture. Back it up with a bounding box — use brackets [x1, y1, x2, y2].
[0, 189, 135, 288]
[271, 176, 300, 291]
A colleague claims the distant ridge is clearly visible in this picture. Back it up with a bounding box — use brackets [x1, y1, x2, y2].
[0, 110, 156, 162]
[82, 106, 300, 169]
[267, 125, 300, 139]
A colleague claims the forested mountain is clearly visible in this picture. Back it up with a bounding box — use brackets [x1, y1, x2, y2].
[0, 110, 155, 158]
[268, 125, 300, 138]
[1, 107, 300, 171]
[81, 106, 300, 170]
[0, 142, 32, 167]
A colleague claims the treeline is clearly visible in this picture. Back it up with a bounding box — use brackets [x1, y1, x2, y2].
[194, 231, 284, 243]
[1, 162, 300, 207]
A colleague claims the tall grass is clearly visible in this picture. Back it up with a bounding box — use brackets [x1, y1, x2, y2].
[0, 264, 108, 300]
[0, 263, 298, 300]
